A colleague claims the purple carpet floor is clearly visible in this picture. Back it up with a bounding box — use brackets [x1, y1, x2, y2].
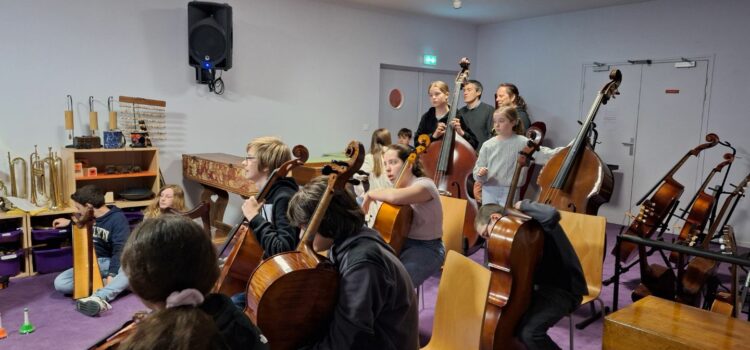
[0, 223, 739, 349]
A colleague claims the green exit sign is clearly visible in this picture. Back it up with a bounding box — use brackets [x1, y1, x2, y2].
[423, 54, 437, 66]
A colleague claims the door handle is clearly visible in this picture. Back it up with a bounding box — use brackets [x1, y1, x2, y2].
[621, 138, 634, 156]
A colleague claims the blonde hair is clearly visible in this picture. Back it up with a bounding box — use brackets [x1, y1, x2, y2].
[494, 106, 525, 135]
[369, 128, 392, 177]
[427, 81, 450, 96]
[246, 136, 292, 174]
[144, 185, 186, 219]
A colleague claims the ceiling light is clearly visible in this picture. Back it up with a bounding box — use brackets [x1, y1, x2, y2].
[452, 0, 462, 9]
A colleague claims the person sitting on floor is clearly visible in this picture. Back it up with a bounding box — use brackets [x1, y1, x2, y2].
[52, 185, 131, 317]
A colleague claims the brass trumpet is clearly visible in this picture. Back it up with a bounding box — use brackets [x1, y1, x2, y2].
[8, 151, 28, 198]
[30, 145, 45, 206]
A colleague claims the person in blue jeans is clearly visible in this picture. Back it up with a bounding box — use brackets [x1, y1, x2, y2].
[362, 143, 445, 288]
[52, 185, 131, 317]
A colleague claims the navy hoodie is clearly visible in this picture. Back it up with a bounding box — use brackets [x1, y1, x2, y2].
[92, 206, 131, 276]
[248, 177, 300, 258]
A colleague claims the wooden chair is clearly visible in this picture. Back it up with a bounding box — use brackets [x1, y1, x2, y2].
[167, 201, 212, 238]
[439, 196, 467, 256]
[422, 250, 490, 350]
[558, 211, 607, 350]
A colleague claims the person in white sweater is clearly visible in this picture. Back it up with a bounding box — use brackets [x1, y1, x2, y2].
[473, 107, 561, 205]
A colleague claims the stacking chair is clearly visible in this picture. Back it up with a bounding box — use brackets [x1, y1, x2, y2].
[558, 211, 607, 350]
[439, 196, 467, 256]
[421, 250, 490, 350]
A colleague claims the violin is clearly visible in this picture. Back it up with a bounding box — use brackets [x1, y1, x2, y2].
[420, 57, 480, 253]
[537, 69, 619, 215]
[213, 145, 309, 296]
[372, 134, 430, 254]
[244, 141, 364, 350]
[481, 126, 546, 350]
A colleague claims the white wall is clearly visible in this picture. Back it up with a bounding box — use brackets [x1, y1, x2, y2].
[475, 0, 750, 244]
[0, 0, 477, 217]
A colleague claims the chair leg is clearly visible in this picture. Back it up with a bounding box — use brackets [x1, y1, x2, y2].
[568, 314, 574, 350]
[575, 298, 605, 330]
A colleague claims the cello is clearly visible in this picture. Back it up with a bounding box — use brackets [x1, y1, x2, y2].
[244, 141, 364, 350]
[612, 133, 720, 263]
[537, 69, 619, 215]
[679, 172, 748, 306]
[481, 125, 546, 350]
[371, 134, 430, 254]
[213, 145, 309, 296]
[420, 57, 480, 253]
[668, 153, 734, 263]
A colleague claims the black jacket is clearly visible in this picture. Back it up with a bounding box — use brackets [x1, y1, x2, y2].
[415, 107, 479, 149]
[200, 293, 269, 350]
[248, 177, 299, 258]
[304, 227, 419, 350]
[519, 200, 588, 297]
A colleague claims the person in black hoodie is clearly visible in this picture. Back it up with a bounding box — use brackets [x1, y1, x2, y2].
[415, 80, 478, 149]
[119, 215, 268, 350]
[231, 136, 299, 308]
[475, 200, 587, 350]
[52, 185, 131, 317]
[289, 176, 419, 350]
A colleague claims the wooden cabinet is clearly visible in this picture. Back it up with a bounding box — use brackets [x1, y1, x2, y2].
[61, 147, 160, 208]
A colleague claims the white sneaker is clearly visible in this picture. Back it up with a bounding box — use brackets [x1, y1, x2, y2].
[76, 295, 112, 317]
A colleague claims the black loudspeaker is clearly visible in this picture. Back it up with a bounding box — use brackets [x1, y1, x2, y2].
[188, 1, 232, 71]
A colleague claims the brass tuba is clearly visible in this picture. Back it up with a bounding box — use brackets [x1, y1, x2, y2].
[30, 146, 66, 210]
[8, 151, 28, 199]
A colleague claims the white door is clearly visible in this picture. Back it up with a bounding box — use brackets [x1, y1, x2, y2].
[378, 67, 456, 139]
[580, 60, 709, 225]
[379, 68, 420, 139]
[631, 60, 709, 231]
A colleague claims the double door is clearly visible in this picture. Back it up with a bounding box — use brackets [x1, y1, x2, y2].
[584, 59, 710, 226]
[378, 66, 457, 138]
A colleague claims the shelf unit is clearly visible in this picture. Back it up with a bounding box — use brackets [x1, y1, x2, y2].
[61, 147, 160, 208]
[27, 208, 77, 276]
[0, 211, 30, 278]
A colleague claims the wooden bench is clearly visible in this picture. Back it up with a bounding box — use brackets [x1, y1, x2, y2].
[603, 296, 750, 350]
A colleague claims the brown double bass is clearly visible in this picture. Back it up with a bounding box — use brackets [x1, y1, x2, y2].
[421, 57, 479, 253]
[612, 133, 720, 263]
[213, 145, 309, 296]
[372, 134, 430, 254]
[481, 125, 546, 350]
[244, 141, 364, 350]
[537, 69, 619, 215]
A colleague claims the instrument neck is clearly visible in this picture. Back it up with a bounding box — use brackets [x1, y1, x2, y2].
[506, 163, 523, 209]
[297, 186, 334, 252]
[550, 92, 604, 189]
[393, 161, 413, 189]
